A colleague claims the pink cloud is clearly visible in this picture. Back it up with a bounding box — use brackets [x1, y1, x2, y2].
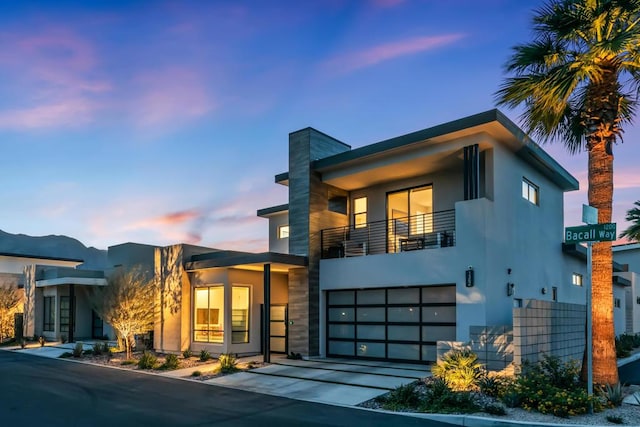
[0, 98, 96, 129]
[130, 67, 215, 127]
[325, 33, 465, 73]
[0, 27, 110, 129]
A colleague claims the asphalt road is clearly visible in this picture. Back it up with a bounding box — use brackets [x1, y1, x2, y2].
[619, 358, 640, 385]
[0, 351, 449, 427]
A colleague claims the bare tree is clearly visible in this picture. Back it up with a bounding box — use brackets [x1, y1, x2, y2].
[0, 282, 21, 343]
[90, 266, 157, 359]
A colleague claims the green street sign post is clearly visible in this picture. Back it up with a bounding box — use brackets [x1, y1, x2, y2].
[565, 223, 616, 244]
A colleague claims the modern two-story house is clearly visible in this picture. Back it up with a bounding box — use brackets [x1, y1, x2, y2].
[256, 109, 592, 366]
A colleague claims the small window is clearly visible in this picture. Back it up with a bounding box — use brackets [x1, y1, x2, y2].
[572, 273, 583, 287]
[513, 298, 523, 308]
[522, 178, 539, 205]
[552, 286, 558, 302]
[354, 197, 367, 228]
[278, 225, 289, 239]
[615, 298, 621, 308]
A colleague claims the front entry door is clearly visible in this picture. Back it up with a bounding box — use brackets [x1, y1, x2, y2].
[269, 304, 287, 353]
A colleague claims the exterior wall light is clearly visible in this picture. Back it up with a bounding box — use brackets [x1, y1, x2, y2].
[637, 297, 640, 305]
[465, 266, 474, 287]
[507, 282, 515, 296]
[541, 287, 547, 295]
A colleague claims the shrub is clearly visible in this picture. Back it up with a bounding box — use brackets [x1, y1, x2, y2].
[501, 387, 522, 408]
[219, 353, 238, 373]
[120, 360, 136, 366]
[431, 349, 483, 391]
[377, 382, 421, 411]
[59, 352, 73, 358]
[137, 351, 157, 369]
[20, 339, 26, 349]
[287, 352, 302, 360]
[160, 354, 180, 370]
[72, 342, 84, 358]
[191, 370, 202, 377]
[478, 372, 513, 398]
[182, 348, 193, 359]
[60, 335, 68, 344]
[83, 349, 93, 355]
[38, 336, 45, 347]
[513, 355, 598, 417]
[199, 349, 211, 362]
[616, 336, 632, 358]
[420, 377, 480, 414]
[92, 342, 104, 356]
[600, 382, 625, 407]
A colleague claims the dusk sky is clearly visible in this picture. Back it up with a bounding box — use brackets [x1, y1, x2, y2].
[1, 0, 638, 251]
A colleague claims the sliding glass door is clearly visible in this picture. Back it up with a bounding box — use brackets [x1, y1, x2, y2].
[387, 185, 432, 252]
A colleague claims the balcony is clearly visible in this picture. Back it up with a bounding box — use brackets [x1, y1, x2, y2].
[321, 209, 456, 259]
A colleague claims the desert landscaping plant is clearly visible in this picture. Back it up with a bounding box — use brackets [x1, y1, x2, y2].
[199, 349, 211, 362]
[137, 351, 157, 369]
[431, 348, 483, 391]
[72, 342, 83, 358]
[89, 266, 157, 359]
[182, 348, 193, 359]
[601, 382, 625, 407]
[218, 353, 238, 373]
[160, 353, 180, 370]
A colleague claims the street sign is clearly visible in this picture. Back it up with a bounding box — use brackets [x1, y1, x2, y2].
[582, 204, 598, 225]
[565, 223, 616, 244]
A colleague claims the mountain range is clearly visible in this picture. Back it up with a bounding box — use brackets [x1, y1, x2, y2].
[0, 230, 108, 269]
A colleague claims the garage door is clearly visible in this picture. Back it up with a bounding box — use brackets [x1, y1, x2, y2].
[326, 285, 456, 363]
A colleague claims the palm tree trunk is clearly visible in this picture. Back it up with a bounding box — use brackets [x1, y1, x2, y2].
[587, 136, 618, 386]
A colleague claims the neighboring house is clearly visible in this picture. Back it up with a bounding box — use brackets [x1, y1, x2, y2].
[613, 243, 640, 335]
[19, 243, 157, 343]
[0, 252, 85, 340]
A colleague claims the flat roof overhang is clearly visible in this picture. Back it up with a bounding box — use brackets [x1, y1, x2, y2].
[275, 110, 579, 193]
[35, 277, 108, 287]
[184, 251, 307, 273]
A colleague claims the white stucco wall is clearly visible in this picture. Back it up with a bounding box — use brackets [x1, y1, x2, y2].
[319, 135, 582, 345]
[266, 211, 290, 254]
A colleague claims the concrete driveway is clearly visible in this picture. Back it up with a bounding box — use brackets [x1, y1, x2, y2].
[206, 357, 431, 406]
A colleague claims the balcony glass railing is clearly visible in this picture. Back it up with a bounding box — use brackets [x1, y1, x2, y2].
[321, 209, 456, 259]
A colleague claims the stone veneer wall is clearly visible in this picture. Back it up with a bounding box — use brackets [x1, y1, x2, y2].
[513, 299, 585, 365]
[288, 128, 350, 356]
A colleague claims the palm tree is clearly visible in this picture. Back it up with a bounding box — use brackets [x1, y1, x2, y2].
[620, 200, 640, 241]
[496, 0, 640, 386]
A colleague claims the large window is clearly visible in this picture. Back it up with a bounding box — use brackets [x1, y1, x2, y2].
[194, 286, 224, 343]
[522, 178, 539, 205]
[232, 286, 250, 343]
[354, 197, 367, 228]
[43, 296, 54, 332]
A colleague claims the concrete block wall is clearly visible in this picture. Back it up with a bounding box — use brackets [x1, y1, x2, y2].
[437, 326, 514, 372]
[513, 299, 585, 365]
[469, 325, 514, 371]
